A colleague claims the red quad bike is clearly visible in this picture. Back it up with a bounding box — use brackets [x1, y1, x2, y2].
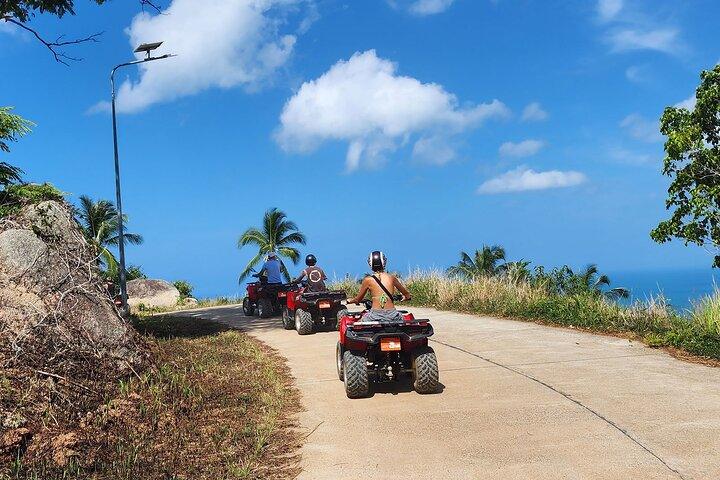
[283, 285, 348, 335]
[336, 297, 439, 398]
[242, 273, 292, 318]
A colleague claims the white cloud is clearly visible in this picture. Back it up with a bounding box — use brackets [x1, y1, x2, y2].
[499, 139, 545, 158]
[609, 147, 653, 165]
[94, 0, 312, 114]
[409, 0, 455, 15]
[625, 65, 646, 83]
[606, 28, 680, 54]
[674, 95, 696, 110]
[412, 136, 456, 165]
[521, 102, 548, 122]
[478, 167, 587, 194]
[275, 50, 510, 171]
[597, 0, 623, 22]
[620, 113, 662, 143]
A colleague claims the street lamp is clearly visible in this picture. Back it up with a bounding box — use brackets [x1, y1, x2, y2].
[111, 41, 175, 316]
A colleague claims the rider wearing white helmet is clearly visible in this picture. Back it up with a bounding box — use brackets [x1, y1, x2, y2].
[346, 250, 412, 322]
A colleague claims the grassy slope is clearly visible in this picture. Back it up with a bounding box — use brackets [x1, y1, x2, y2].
[4, 316, 300, 480]
[331, 272, 720, 360]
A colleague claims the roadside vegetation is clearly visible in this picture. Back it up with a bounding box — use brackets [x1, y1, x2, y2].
[4, 315, 301, 480]
[331, 251, 720, 360]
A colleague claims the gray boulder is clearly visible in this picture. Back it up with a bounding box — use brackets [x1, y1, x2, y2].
[0, 200, 146, 366]
[127, 279, 180, 309]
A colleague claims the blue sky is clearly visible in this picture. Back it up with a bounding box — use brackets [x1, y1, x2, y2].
[2, 0, 719, 297]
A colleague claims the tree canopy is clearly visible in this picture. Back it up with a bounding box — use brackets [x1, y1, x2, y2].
[651, 63, 720, 266]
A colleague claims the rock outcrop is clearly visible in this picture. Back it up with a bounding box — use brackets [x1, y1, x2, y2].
[0, 200, 145, 364]
[127, 279, 180, 309]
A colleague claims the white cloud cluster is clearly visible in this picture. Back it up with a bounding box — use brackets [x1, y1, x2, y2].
[499, 139, 545, 158]
[478, 167, 587, 194]
[606, 28, 680, 54]
[620, 113, 662, 143]
[276, 50, 510, 170]
[597, 0, 623, 22]
[596, 0, 683, 56]
[100, 0, 311, 114]
[408, 0, 455, 15]
[521, 102, 548, 122]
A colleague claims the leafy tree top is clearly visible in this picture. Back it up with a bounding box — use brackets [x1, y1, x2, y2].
[651, 63, 720, 266]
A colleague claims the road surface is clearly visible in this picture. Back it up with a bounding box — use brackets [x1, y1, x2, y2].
[170, 305, 720, 480]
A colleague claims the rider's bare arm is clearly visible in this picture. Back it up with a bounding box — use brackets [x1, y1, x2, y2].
[291, 269, 306, 284]
[347, 277, 370, 304]
[393, 276, 412, 301]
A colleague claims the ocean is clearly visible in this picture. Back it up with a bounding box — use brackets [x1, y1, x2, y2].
[609, 268, 720, 311]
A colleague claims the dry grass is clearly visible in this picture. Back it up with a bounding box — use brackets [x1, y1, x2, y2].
[331, 271, 720, 360]
[3, 316, 301, 480]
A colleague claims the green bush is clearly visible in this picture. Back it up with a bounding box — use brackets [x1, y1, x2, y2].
[174, 280, 193, 299]
[0, 182, 64, 218]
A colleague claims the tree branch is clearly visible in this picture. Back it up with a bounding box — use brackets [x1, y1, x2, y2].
[139, 0, 163, 13]
[2, 16, 102, 66]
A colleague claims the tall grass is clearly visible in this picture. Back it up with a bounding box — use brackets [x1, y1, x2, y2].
[330, 271, 720, 359]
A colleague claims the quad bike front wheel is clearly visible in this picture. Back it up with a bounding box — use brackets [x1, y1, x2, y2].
[242, 297, 254, 316]
[257, 298, 273, 318]
[412, 346, 439, 394]
[335, 342, 344, 380]
[282, 307, 294, 330]
[343, 350, 370, 398]
[334, 308, 348, 331]
[295, 308, 313, 335]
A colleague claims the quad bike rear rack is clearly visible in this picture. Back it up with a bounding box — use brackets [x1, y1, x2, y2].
[299, 290, 347, 303]
[345, 321, 433, 344]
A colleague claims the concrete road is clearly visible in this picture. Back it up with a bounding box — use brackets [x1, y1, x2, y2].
[171, 305, 720, 480]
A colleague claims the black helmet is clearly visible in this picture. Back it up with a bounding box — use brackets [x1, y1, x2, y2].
[305, 254, 317, 266]
[368, 250, 387, 272]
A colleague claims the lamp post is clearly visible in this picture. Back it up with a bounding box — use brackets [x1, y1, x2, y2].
[111, 41, 174, 316]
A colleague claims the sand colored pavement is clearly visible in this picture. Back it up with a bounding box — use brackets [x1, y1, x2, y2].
[171, 305, 720, 480]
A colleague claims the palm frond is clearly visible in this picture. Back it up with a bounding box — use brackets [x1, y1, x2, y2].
[278, 231, 307, 246]
[237, 228, 268, 249]
[238, 251, 264, 283]
[278, 246, 301, 264]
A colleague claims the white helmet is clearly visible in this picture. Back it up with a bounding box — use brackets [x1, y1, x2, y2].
[368, 250, 387, 272]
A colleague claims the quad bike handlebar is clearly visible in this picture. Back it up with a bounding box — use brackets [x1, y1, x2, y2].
[352, 294, 404, 310]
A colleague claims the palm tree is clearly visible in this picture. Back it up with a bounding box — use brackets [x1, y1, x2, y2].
[237, 208, 306, 283]
[500, 259, 532, 284]
[0, 162, 23, 189]
[447, 245, 506, 279]
[74, 195, 143, 276]
[568, 264, 630, 300]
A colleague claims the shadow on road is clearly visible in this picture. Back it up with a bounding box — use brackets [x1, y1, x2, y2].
[371, 380, 446, 397]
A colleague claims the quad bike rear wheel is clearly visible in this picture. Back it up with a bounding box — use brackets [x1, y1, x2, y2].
[412, 346, 439, 394]
[343, 350, 370, 398]
[257, 298, 273, 318]
[295, 308, 313, 335]
[334, 308, 348, 331]
[242, 297, 254, 316]
[335, 342, 344, 380]
[282, 307, 294, 330]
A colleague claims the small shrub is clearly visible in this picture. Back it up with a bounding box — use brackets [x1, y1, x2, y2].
[0, 182, 64, 217]
[173, 280, 193, 299]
